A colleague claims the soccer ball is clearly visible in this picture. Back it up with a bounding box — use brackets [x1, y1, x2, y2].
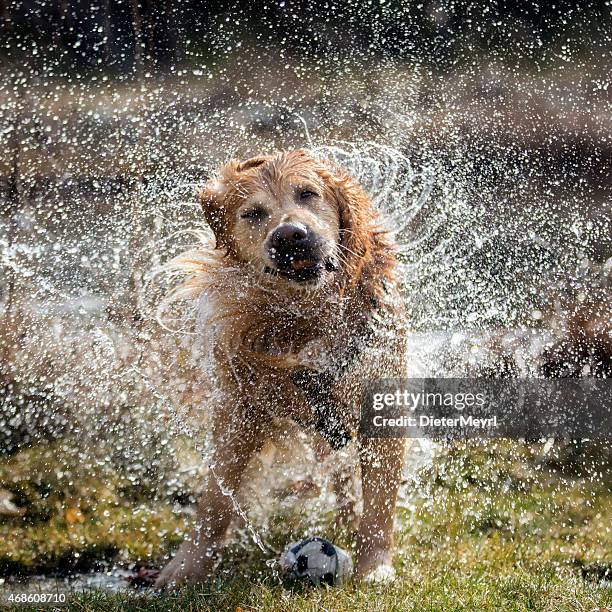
[280, 537, 353, 586]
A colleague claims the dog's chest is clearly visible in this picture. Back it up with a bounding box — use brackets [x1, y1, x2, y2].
[253, 322, 345, 372]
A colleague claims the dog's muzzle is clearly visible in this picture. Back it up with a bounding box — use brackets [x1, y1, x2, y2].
[265, 222, 336, 282]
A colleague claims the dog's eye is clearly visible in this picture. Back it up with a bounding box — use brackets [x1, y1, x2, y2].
[240, 208, 266, 220]
[300, 190, 318, 200]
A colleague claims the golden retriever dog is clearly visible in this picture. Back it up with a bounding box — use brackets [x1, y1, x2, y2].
[155, 150, 407, 588]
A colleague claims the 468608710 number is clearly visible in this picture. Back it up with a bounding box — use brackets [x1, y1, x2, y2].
[6, 592, 67, 604]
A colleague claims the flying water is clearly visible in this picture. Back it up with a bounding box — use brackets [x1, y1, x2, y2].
[0, 9, 609, 591]
[1, 128, 607, 487]
[3, 130, 605, 573]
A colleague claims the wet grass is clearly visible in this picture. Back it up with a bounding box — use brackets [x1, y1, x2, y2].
[21, 569, 609, 612]
[1, 441, 611, 611]
[0, 441, 190, 576]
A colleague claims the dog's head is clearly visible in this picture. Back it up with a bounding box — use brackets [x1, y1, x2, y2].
[199, 150, 377, 289]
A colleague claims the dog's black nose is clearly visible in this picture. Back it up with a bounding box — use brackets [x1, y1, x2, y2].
[269, 223, 308, 249]
[266, 221, 326, 280]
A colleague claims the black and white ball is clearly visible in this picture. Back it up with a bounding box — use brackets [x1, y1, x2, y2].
[280, 537, 353, 586]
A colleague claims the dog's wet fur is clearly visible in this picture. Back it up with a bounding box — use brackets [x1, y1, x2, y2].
[155, 150, 407, 588]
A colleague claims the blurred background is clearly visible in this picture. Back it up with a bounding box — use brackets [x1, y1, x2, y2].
[0, 0, 610, 604]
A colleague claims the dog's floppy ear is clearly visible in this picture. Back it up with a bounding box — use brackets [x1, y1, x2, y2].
[199, 156, 270, 248]
[326, 167, 375, 282]
[199, 176, 231, 248]
[235, 156, 268, 172]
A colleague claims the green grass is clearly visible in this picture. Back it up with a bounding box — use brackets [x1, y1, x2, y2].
[30, 569, 609, 612]
[0, 442, 190, 576]
[1, 441, 610, 611]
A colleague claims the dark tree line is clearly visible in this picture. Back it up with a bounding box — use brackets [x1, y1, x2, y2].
[0, 0, 610, 74]
[1, 0, 190, 71]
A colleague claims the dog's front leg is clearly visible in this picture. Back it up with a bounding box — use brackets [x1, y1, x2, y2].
[155, 416, 267, 589]
[354, 436, 405, 582]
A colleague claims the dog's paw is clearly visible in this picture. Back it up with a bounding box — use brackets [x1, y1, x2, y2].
[154, 540, 217, 590]
[362, 563, 396, 584]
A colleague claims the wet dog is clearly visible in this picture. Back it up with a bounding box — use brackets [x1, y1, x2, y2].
[155, 150, 407, 588]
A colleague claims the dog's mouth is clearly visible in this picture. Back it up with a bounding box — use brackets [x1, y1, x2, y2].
[264, 257, 337, 283]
